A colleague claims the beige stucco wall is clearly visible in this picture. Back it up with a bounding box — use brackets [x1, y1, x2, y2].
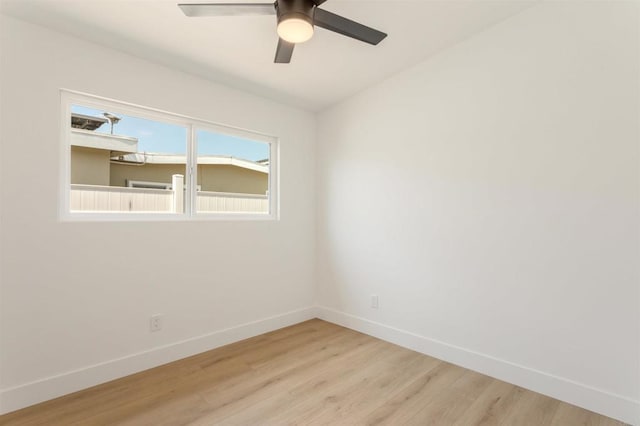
[110, 163, 268, 194]
[198, 165, 267, 194]
[70, 146, 110, 185]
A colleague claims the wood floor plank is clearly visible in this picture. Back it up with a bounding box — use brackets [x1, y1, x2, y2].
[251, 346, 436, 426]
[305, 353, 441, 425]
[67, 357, 251, 426]
[499, 389, 562, 426]
[0, 319, 626, 426]
[191, 336, 395, 424]
[229, 341, 400, 424]
[403, 370, 495, 425]
[551, 402, 626, 426]
[361, 361, 468, 425]
[452, 379, 525, 426]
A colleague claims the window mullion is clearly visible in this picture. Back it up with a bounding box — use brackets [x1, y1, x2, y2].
[186, 124, 196, 216]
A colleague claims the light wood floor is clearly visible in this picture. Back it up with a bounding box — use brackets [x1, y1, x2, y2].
[0, 319, 626, 426]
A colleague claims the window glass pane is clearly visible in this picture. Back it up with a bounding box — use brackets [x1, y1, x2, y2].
[195, 129, 270, 214]
[70, 105, 187, 213]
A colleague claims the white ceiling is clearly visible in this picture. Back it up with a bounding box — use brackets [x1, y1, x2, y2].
[0, 0, 537, 111]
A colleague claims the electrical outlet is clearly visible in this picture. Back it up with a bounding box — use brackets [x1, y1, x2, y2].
[371, 294, 379, 309]
[150, 314, 163, 332]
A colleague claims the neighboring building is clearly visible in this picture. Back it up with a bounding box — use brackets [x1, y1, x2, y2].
[70, 113, 268, 195]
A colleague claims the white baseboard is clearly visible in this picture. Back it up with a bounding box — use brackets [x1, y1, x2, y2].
[0, 306, 316, 415]
[316, 305, 639, 426]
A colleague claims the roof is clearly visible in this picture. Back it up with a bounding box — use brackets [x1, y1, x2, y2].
[71, 113, 108, 131]
[112, 153, 268, 174]
[71, 128, 138, 153]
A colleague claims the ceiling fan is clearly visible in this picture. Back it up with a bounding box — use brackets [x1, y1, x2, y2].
[178, 0, 387, 63]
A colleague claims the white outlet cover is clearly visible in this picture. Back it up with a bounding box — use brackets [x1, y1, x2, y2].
[150, 314, 163, 332]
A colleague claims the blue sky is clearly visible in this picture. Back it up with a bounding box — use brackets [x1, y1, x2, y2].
[71, 105, 269, 162]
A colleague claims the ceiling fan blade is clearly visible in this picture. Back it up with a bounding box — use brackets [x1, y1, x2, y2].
[274, 38, 295, 63]
[313, 8, 387, 45]
[178, 3, 276, 17]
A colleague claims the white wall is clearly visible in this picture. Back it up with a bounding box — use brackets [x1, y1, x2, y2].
[316, 1, 639, 424]
[0, 15, 316, 412]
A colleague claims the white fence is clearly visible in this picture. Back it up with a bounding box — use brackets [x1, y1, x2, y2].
[70, 185, 268, 213]
[71, 184, 172, 212]
[197, 191, 268, 213]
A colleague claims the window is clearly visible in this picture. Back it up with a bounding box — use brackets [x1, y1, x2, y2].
[61, 90, 277, 220]
[195, 129, 270, 214]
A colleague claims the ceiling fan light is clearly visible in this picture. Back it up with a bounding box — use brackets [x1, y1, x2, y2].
[277, 17, 314, 43]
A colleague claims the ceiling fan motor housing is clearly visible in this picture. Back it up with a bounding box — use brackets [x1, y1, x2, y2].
[276, 0, 315, 28]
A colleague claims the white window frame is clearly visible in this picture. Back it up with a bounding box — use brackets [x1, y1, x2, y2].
[60, 89, 279, 221]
